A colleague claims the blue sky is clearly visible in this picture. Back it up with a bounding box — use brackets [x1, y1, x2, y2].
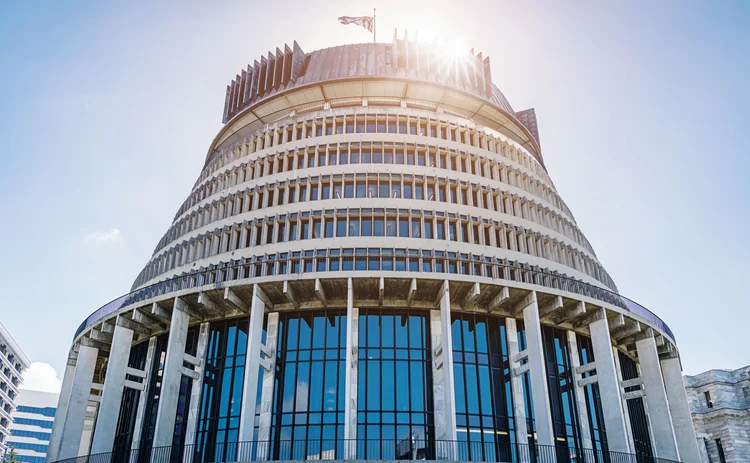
[1, 0, 748, 390]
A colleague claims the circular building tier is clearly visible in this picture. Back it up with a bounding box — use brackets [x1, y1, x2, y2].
[48, 35, 700, 463]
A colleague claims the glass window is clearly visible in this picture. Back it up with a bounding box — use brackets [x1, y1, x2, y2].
[272, 311, 346, 460]
[358, 309, 434, 460]
[542, 326, 582, 458]
[577, 335, 609, 455]
[193, 319, 250, 463]
[424, 221, 433, 239]
[451, 313, 515, 461]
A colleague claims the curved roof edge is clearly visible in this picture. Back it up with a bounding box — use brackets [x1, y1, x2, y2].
[215, 32, 543, 163]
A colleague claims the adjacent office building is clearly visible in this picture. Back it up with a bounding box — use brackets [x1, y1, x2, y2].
[7, 390, 59, 463]
[685, 365, 750, 463]
[48, 34, 701, 463]
[0, 323, 30, 459]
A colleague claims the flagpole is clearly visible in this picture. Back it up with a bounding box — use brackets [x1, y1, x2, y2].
[373, 8, 376, 43]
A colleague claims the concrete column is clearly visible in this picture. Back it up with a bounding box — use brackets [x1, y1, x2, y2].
[130, 337, 158, 451]
[152, 299, 190, 448]
[635, 335, 679, 460]
[257, 312, 279, 460]
[57, 345, 98, 460]
[430, 280, 457, 458]
[238, 285, 266, 444]
[46, 362, 76, 463]
[589, 316, 631, 453]
[566, 332, 593, 452]
[520, 292, 555, 449]
[612, 346, 635, 453]
[661, 355, 702, 463]
[505, 318, 529, 458]
[79, 410, 96, 456]
[91, 323, 135, 454]
[343, 279, 359, 459]
[183, 322, 210, 451]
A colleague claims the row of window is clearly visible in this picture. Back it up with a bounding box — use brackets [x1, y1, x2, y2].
[15, 406, 55, 418]
[0, 346, 23, 373]
[11, 430, 51, 441]
[6, 442, 49, 453]
[161, 168, 593, 265]
[189, 139, 559, 228]
[203, 109, 550, 192]
[12, 418, 53, 429]
[136, 208, 613, 291]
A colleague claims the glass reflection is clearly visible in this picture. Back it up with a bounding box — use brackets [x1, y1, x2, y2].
[271, 310, 346, 460]
[112, 340, 149, 463]
[451, 313, 515, 462]
[576, 335, 608, 458]
[541, 326, 582, 462]
[193, 319, 248, 463]
[357, 309, 434, 460]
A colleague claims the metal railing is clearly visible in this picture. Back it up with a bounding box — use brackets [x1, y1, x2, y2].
[73, 255, 675, 342]
[51, 440, 680, 463]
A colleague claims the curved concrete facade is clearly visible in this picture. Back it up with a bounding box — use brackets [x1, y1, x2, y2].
[49, 35, 699, 463]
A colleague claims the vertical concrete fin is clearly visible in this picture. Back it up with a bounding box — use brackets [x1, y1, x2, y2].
[282, 44, 293, 85]
[57, 345, 98, 460]
[222, 85, 231, 123]
[265, 52, 275, 94]
[239, 69, 248, 107]
[636, 336, 680, 460]
[661, 355, 702, 462]
[522, 291, 556, 448]
[238, 284, 266, 442]
[590, 316, 631, 453]
[258, 56, 267, 97]
[152, 301, 190, 448]
[252, 60, 260, 100]
[291, 41, 307, 82]
[274, 47, 284, 88]
[90, 324, 134, 454]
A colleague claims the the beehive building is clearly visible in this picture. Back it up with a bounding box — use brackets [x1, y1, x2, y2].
[47, 34, 700, 463]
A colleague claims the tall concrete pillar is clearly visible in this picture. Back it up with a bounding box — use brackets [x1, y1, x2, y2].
[635, 335, 679, 460]
[238, 285, 265, 442]
[46, 362, 76, 463]
[257, 312, 279, 460]
[661, 354, 702, 463]
[152, 299, 190, 448]
[343, 279, 359, 459]
[130, 336, 158, 451]
[505, 318, 529, 459]
[57, 345, 98, 460]
[91, 322, 134, 454]
[520, 292, 555, 450]
[589, 316, 631, 453]
[430, 280, 457, 458]
[566, 332, 593, 453]
[183, 322, 210, 451]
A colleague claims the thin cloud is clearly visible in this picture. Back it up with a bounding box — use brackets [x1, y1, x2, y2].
[84, 228, 123, 246]
[21, 362, 62, 393]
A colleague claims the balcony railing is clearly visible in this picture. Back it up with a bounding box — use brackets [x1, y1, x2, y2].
[50, 440, 680, 463]
[73, 255, 675, 343]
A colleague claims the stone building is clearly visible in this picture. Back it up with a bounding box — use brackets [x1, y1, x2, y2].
[685, 365, 750, 463]
[48, 33, 700, 463]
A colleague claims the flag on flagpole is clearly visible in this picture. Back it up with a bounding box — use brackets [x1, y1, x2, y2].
[338, 15, 374, 33]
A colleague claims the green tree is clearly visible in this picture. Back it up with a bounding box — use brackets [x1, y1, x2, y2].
[2, 448, 19, 463]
